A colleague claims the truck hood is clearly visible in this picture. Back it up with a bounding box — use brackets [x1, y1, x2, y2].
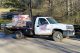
[56, 23, 73, 26]
[48, 23, 74, 30]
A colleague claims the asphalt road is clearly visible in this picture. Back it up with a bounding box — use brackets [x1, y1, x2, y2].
[0, 32, 80, 53]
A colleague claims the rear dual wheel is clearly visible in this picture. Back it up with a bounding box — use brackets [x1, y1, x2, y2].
[15, 31, 24, 39]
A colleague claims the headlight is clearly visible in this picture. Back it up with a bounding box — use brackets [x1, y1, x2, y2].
[66, 26, 74, 30]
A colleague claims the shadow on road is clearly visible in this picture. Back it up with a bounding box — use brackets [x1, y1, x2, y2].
[70, 35, 80, 41]
[0, 32, 16, 39]
[32, 36, 53, 40]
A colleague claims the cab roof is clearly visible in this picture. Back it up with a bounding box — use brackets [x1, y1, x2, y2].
[37, 17, 51, 18]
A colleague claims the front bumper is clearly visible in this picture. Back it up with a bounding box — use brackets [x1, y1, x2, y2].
[63, 30, 75, 36]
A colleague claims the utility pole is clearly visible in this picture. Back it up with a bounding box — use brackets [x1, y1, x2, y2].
[66, 0, 72, 18]
[48, 0, 52, 16]
[29, 0, 32, 17]
[66, 0, 68, 19]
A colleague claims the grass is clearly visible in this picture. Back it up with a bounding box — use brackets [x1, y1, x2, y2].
[0, 18, 11, 23]
[0, 8, 13, 12]
[0, 8, 12, 23]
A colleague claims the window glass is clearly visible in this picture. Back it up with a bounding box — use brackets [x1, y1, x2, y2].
[47, 18, 58, 24]
[38, 18, 48, 25]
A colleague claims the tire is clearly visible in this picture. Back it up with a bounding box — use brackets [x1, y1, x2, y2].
[15, 31, 24, 39]
[53, 31, 63, 42]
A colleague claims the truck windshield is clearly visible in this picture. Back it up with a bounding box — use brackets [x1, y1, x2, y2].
[47, 18, 58, 24]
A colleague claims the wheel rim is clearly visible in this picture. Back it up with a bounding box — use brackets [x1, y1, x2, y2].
[16, 34, 21, 39]
[56, 34, 61, 39]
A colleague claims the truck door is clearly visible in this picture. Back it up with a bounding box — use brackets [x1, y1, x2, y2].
[35, 18, 51, 35]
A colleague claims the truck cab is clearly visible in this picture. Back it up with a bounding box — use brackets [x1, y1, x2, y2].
[33, 17, 75, 41]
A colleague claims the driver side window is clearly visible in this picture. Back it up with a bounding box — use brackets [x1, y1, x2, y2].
[38, 18, 48, 25]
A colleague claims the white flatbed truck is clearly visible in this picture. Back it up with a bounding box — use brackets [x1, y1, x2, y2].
[4, 15, 75, 42]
